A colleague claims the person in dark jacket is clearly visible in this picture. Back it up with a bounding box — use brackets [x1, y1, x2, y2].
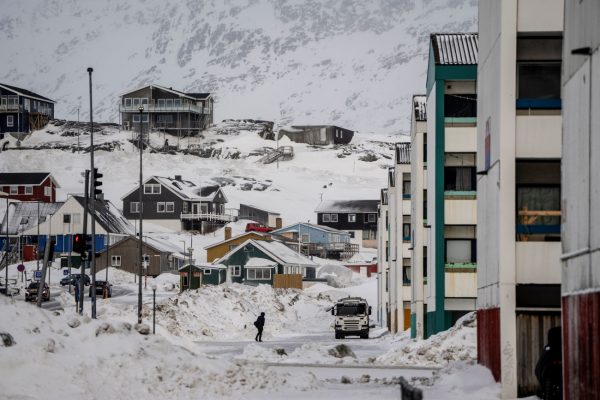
[254, 312, 265, 342]
[535, 326, 562, 400]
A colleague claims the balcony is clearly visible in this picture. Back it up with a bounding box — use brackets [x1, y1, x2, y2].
[180, 213, 236, 222]
[516, 241, 561, 284]
[119, 103, 209, 114]
[0, 104, 22, 112]
[445, 268, 477, 298]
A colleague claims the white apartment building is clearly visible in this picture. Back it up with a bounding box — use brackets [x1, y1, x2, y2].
[561, 0, 600, 398]
[476, 0, 563, 397]
[376, 189, 389, 328]
[409, 95, 429, 340]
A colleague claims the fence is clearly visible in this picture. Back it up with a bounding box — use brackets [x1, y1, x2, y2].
[272, 274, 303, 289]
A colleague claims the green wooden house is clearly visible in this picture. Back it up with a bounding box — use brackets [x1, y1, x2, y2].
[178, 263, 226, 291]
[216, 239, 318, 286]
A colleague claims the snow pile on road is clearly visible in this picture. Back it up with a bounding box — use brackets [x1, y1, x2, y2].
[376, 312, 477, 367]
[240, 342, 360, 365]
[0, 296, 317, 400]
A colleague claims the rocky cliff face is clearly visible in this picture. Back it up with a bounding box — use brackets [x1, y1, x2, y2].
[1, 0, 476, 133]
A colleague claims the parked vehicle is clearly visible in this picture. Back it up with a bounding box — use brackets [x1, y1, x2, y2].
[25, 282, 50, 302]
[89, 280, 112, 298]
[331, 297, 371, 339]
[245, 222, 273, 233]
[60, 274, 90, 286]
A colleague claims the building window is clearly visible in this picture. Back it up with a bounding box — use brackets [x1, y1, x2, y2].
[166, 202, 175, 213]
[111, 255, 121, 267]
[445, 239, 476, 264]
[364, 230, 377, 240]
[182, 203, 188, 213]
[445, 166, 476, 191]
[367, 214, 376, 223]
[232, 266, 241, 276]
[247, 268, 272, 280]
[301, 234, 309, 243]
[63, 214, 71, 224]
[174, 99, 181, 107]
[322, 214, 330, 222]
[402, 177, 411, 198]
[130, 202, 140, 213]
[348, 214, 356, 223]
[157, 115, 173, 124]
[132, 114, 149, 123]
[44, 186, 52, 197]
[204, 269, 212, 275]
[144, 183, 161, 194]
[124, 98, 132, 107]
[517, 62, 561, 100]
[349, 231, 355, 239]
[157, 202, 166, 213]
[228, 244, 237, 251]
[10, 186, 18, 194]
[24, 186, 33, 195]
[403, 223, 411, 242]
[444, 93, 477, 118]
[330, 214, 338, 222]
[6, 115, 14, 127]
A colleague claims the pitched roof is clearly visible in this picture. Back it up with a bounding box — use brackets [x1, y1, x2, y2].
[413, 95, 427, 121]
[240, 203, 280, 215]
[1, 201, 64, 235]
[120, 176, 227, 203]
[246, 257, 277, 267]
[0, 83, 56, 103]
[0, 172, 59, 187]
[119, 84, 211, 101]
[271, 222, 350, 236]
[203, 230, 296, 250]
[72, 196, 134, 235]
[430, 33, 478, 65]
[98, 235, 184, 258]
[314, 200, 379, 213]
[217, 239, 317, 267]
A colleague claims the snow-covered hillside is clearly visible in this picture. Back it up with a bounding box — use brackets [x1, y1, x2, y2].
[0, 120, 399, 226]
[0, 0, 477, 133]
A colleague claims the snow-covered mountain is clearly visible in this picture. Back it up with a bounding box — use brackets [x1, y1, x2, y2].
[1, 0, 477, 134]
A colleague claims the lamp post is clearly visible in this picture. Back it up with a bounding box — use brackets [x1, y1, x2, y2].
[151, 283, 157, 334]
[137, 105, 144, 324]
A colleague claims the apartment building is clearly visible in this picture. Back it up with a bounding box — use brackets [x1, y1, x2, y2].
[561, 0, 600, 398]
[376, 188, 389, 328]
[426, 33, 478, 338]
[409, 95, 429, 339]
[476, 1, 563, 397]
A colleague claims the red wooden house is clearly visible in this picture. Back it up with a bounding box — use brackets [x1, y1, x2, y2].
[0, 172, 59, 202]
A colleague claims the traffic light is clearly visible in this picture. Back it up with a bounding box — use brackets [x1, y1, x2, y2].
[72, 234, 92, 258]
[92, 168, 103, 199]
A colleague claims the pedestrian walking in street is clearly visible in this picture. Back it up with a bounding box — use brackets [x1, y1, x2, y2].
[254, 312, 265, 342]
[74, 281, 80, 304]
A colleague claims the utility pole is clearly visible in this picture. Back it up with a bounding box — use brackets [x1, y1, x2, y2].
[36, 201, 40, 270]
[137, 106, 144, 324]
[36, 237, 53, 307]
[87, 67, 97, 319]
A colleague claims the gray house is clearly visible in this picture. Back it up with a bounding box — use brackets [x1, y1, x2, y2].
[238, 204, 281, 228]
[278, 125, 354, 145]
[119, 84, 213, 135]
[121, 175, 233, 232]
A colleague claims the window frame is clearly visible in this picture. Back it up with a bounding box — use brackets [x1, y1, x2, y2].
[231, 266, 241, 277]
[330, 214, 338, 223]
[322, 214, 330, 223]
[144, 183, 161, 194]
[348, 214, 356, 223]
[367, 213, 376, 223]
[165, 202, 175, 213]
[246, 267, 272, 280]
[130, 202, 140, 213]
[10, 186, 18, 194]
[111, 255, 122, 267]
[24, 186, 33, 195]
[204, 269, 212, 275]
[157, 202, 166, 213]
[6, 115, 14, 127]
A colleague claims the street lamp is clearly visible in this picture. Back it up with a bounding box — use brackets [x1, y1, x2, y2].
[151, 283, 157, 334]
[137, 105, 144, 324]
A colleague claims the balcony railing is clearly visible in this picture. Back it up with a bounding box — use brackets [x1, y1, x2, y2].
[119, 103, 210, 114]
[180, 213, 236, 222]
[0, 104, 22, 112]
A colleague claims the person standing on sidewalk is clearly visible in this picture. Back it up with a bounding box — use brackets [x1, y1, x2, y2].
[254, 312, 265, 342]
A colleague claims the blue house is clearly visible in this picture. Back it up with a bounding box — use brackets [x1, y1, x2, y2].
[0, 83, 55, 134]
[270, 222, 357, 260]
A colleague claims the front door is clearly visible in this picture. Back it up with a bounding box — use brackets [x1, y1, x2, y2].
[201, 203, 209, 214]
[192, 203, 200, 215]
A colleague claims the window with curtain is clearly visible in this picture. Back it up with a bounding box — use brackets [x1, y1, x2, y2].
[516, 186, 560, 226]
[445, 167, 476, 191]
[446, 239, 475, 264]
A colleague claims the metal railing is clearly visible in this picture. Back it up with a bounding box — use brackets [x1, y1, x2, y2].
[180, 213, 237, 222]
[119, 103, 210, 114]
[0, 105, 22, 112]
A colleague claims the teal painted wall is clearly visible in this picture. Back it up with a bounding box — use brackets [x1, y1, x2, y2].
[219, 243, 277, 285]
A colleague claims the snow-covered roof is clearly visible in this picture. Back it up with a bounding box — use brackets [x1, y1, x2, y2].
[271, 222, 349, 236]
[178, 263, 225, 272]
[217, 239, 317, 267]
[246, 257, 277, 267]
[314, 200, 379, 214]
[120, 176, 226, 203]
[1, 201, 64, 235]
[73, 196, 134, 235]
[119, 84, 211, 101]
[430, 33, 478, 65]
[395, 143, 410, 165]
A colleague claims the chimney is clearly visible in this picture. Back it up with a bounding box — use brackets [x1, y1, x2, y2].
[275, 217, 283, 229]
[175, 175, 182, 181]
[224, 226, 232, 240]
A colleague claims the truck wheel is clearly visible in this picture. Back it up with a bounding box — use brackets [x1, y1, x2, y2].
[361, 334, 368, 339]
